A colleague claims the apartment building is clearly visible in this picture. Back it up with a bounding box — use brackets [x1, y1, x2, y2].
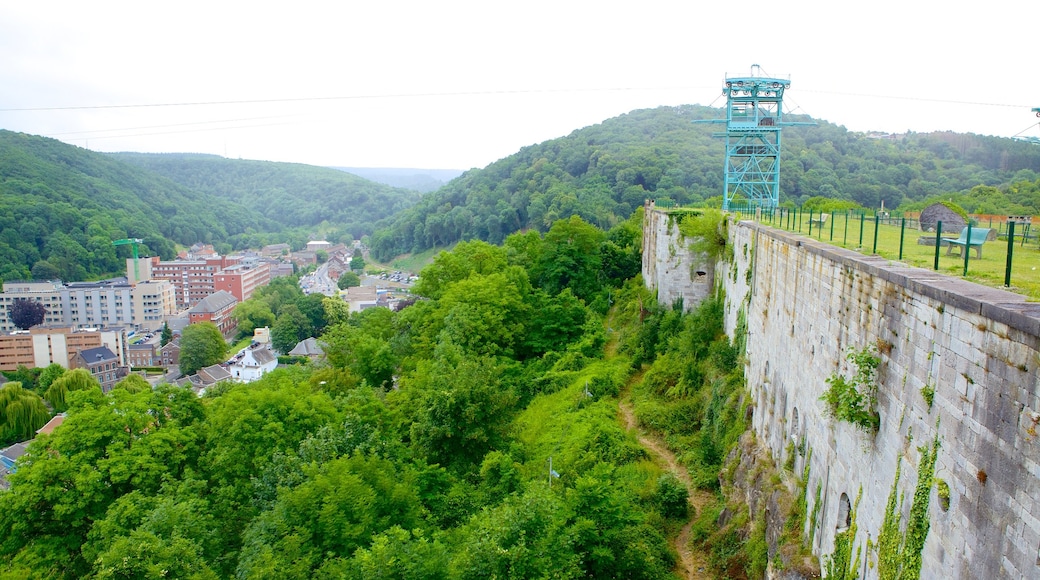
[188, 290, 239, 339]
[214, 262, 271, 303]
[0, 326, 128, 371]
[0, 280, 176, 333]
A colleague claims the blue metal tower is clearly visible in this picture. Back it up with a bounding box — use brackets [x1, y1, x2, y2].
[700, 65, 810, 210]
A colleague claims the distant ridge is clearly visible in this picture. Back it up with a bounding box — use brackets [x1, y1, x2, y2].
[331, 167, 464, 193]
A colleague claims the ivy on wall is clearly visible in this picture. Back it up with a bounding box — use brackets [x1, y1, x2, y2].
[877, 432, 941, 580]
[825, 488, 863, 580]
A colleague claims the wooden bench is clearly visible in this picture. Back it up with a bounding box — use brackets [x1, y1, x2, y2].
[808, 213, 829, 228]
[945, 227, 991, 259]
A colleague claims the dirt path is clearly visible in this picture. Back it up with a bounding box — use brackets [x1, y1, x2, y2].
[618, 394, 715, 579]
[604, 317, 715, 579]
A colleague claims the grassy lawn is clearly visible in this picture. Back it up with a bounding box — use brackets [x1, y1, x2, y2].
[228, 336, 253, 354]
[742, 211, 1040, 301]
[386, 245, 448, 274]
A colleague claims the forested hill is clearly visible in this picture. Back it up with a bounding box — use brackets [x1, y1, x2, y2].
[369, 105, 1040, 261]
[0, 131, 277, 283]
[329, 167, 464, 193]
[112, 153, 421, 240]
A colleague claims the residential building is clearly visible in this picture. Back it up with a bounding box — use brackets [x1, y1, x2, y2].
[306, 240, 332, 252]
[289, 251, 317, 267]
[228, 345, 277, 382]
[0, 326, 128, 371]
[0, 281, 65, 330]
[214, 262, 271, 303]
[198, 364, 232, 384]
[128, 342, 158, 368]
[160, 341, 180, 368]
[269, 262, 295, 278]
[0, 279, 175, 334]
[288, 337, 324, 361]
[139, 257, 231, 308]
[261, 243, 291, 258]
[188, 291, 238, 339]
[62, 279, 175, 332]
[36, 414, 65, 436]
[70, 345, 125, 392]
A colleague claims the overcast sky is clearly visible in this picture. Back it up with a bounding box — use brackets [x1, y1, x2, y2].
[1, 1, 1036, 170]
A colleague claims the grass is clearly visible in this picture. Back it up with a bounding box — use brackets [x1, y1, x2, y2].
[228, 336, 253, 354]
[386, 245, 450, 274]
[741, 210, 1040, 301]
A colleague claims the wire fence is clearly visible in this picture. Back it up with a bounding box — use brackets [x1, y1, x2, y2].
[728, 206, 1040, 300]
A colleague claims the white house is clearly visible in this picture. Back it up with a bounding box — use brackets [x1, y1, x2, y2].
[228, 345, 278, 383]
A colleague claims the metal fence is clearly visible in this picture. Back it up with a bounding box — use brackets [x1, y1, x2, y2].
[728, 207, 1040, 300]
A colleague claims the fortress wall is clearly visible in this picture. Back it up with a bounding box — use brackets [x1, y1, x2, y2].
[645, 207, 1040, 578]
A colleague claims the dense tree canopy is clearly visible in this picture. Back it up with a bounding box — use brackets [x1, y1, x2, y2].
[0, 214, 684, 579]
[0, 131, 275, 282]
[112, 153, 420, 243]
[369, 106, 1040, 262]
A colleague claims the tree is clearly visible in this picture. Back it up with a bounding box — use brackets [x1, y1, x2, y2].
[231, 300, 275, 340]
[8, 298, 46, 330]
[350, 253, 366, 273]
[0, 382, 50, 443]
[321, 325, 397, 390]
[30, 260, 60, 280]
[179, 322, 228, 376]
[36, 363, 66, 397]
[44, 368, 99, 412]
[112, 374, 150, 394]
[337, 271, 361, 289]
[271, 304, 312, 354]
[160, 322, 173, 346]
[407, 350, 518, 469]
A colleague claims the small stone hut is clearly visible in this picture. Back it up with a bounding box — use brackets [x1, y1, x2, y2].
[919, 203, 966, 232]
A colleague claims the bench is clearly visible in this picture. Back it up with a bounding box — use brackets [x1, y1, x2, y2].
[808, 213, 829, 228]
[945, 227, 991, 259]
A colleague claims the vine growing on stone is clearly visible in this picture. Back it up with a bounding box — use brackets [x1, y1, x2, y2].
[877, 432, 941, 580]
[820, 346, 881, 433]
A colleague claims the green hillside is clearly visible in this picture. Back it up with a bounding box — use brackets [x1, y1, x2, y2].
[369, 105, 1040, 261]
[0, 131, 276, 282]
[112, 153, 421, 241]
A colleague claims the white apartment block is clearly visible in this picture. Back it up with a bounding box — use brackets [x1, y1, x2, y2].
[0, 279, 176, 333]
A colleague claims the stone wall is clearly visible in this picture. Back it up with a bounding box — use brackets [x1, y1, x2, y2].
[641, 200, 715, 310]
[715, 220, 1040, 578]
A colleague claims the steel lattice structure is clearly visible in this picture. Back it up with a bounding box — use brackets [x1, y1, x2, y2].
[699, 65, 810, 210]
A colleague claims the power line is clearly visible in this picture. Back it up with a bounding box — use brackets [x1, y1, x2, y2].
[0, 86, 715, 113]
[44, 115, 298, 137]
[797, 88, 1030, 110]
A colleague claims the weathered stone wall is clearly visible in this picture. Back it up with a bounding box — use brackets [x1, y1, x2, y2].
[715, 221, 1040, 578]
[641, 200, 715, 310]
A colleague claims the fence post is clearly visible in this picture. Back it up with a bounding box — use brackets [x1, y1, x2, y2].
[859, 213, 865, 247]
[934, 221, 942, 270]
[1006, 221, 1015, 287]
[899, 218, 905, 260]
[872, 214, 880, 254]
[808, 210, 814, 236]
[963, 222, 972, 276]
[843, 210, 849, 246]
[830, 212, 835, 241]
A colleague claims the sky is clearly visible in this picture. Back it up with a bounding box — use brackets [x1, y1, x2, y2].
[1, 1, 1037, 171]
